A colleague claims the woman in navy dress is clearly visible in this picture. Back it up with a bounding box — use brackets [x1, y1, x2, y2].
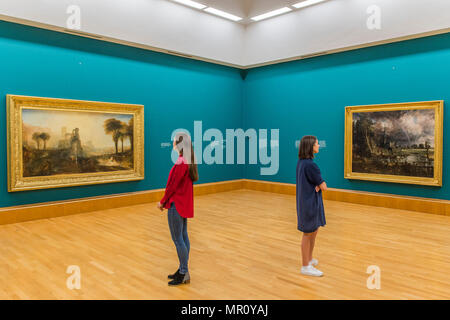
[296, 135, 327, 277]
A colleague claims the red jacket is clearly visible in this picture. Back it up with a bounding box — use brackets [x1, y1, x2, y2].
[159, 156, 194, 218]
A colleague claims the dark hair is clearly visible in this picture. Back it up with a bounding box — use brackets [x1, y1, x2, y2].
[298, 135, 317, 159]
[175, 133, 199, 182]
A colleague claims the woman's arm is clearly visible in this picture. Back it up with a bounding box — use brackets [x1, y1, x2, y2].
[159, 164, 188, 207]
[306, 163, 324, 186]
[306, 163, 326, 193]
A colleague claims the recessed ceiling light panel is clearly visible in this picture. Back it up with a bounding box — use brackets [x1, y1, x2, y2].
[292, 0, 327, 9]
[251, 7, 292, 22]
[204, 7, 242, 21]
[173, 0, 206, 10]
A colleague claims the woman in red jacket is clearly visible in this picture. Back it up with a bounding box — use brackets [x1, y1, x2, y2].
[157, 132, 198, 286]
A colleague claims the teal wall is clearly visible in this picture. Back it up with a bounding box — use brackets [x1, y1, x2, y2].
[1, 19, 449, 207]
[243, 32, 450, 200]
[0, 21, 243, 207]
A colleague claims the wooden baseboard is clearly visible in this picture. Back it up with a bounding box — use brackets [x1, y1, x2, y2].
[1, 178, 448, 225]
[242, 179, 296, 195]
[241, 179, 450, 216]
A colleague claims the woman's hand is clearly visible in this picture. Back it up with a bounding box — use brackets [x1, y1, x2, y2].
[157, 202, 164, 211]
[315, 182, 327, 192]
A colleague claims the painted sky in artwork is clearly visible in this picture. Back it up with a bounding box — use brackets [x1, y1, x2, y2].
[353, 109, 435, 147]
[22, 108, 133, 150]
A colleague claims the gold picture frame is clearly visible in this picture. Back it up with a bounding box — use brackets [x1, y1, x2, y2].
[7, 95, 145, 192]
[344, 100, 443, 186]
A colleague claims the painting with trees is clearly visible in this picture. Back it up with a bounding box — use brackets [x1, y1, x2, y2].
[345, 101, 443, 186]
[8, 95, 144, 192]
[22, 109, 134, 177]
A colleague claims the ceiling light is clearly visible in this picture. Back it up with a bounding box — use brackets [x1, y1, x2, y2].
[250, 7, 292, 22]
[204, 7, 242, 21]
[292, 0, 326, 9]
[173, 0, 206, 10]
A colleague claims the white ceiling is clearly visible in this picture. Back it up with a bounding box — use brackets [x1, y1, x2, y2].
[190, 0, 304, 23]
[0, 0, 449, 67]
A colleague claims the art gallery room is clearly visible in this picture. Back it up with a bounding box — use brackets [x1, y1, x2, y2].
[0, 0, 449, 301]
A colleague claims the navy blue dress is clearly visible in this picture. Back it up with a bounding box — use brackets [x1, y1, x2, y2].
[296, 159, 326, 233]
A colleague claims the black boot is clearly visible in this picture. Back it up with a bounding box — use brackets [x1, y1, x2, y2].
[168, 269, 180, 279]
[168, 271, 190, 286]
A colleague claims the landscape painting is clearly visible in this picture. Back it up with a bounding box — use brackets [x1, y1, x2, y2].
[7, 95, 144, 192]
[22, 109, 134, 177]
[344, 101, 443, 186]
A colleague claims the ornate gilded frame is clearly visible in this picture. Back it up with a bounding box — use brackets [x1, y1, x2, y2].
[344, 100, 443, 186]
[7, 95, 145, 192]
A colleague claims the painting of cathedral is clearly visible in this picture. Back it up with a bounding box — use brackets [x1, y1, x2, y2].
[7, 95, 144, 192]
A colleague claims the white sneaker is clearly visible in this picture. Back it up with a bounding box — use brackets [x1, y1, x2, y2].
[309, 258, 319, 267]
[301, 265, 323, 277]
